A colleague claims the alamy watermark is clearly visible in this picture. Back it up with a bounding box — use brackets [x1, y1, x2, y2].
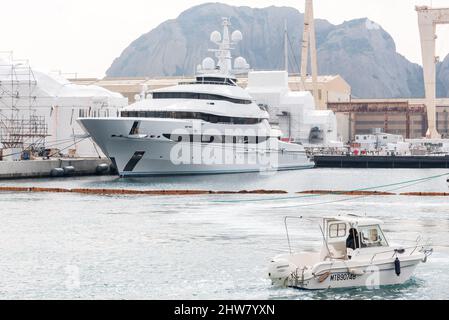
[365, 265, 381, 290]
[168, 122, 283, 173]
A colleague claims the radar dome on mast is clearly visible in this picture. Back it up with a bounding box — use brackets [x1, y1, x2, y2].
[201, 57, 216, 70]
[231, 30, 243, 42]
[197, 18, 250, 76]
[210, 31, 222, 43]
[234, 57, 249, 70]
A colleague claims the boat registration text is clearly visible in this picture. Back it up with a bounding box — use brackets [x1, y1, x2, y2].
[330, 273, 357, 281]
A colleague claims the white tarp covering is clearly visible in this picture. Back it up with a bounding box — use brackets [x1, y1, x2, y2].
[246, 71, 338, 145]
[0, 57, 128, 157]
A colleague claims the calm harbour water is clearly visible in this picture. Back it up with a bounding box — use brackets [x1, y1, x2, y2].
[0, 168, 448, 300]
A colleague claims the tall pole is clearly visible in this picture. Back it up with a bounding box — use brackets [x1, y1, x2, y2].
[301, 0, 320, 108]
[284, 20, 289, 72]
[309, 0, 319, 109]
[300, 3, 309, 84]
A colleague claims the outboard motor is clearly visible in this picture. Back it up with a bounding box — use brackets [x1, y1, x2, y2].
[267, 258, 297, 286]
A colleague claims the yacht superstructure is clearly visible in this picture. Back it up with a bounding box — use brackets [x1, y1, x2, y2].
[78, 18, 314, 176]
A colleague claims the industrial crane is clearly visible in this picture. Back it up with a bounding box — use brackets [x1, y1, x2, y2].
[416, 5, 449, 139]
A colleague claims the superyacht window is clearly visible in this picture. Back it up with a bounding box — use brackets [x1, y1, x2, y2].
[196, 76, 237, 85]
[152, 92, 252, 105]
[162, 134, 269, 145]
[121, 111, 262, 125]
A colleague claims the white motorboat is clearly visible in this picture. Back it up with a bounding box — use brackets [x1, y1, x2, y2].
[268, 214, 433, 290]
[77, 18, 314, 177]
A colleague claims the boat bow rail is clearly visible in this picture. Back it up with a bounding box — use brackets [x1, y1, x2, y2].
[368, 241, 433, 264]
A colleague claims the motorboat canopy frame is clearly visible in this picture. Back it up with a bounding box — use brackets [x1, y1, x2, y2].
[283, 214, 389, 256]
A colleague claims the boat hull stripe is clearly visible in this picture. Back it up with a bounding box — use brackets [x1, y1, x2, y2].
[123, 151, 146, 172]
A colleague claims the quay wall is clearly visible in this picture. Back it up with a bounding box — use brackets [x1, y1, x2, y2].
[0, 158, 112, 180]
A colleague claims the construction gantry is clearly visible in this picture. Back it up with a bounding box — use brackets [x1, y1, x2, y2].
[416, 5, 449, 139]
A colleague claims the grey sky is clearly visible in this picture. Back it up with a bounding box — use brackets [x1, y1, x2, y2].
[1, 0, 448, 77]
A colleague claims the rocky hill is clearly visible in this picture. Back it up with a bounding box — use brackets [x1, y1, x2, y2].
[437, 54, 449, 98]
[106, 3, 448, 99]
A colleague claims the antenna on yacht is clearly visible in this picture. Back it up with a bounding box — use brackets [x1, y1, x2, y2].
[197, 17, 250, 76]
[140, 84, 148, 100]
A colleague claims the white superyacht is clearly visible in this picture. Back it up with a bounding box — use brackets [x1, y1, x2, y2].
[78, 18, 314, 177]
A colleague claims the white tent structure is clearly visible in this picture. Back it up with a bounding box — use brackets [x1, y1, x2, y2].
[246, 71, 338, 145]
[0, 56, 128, 158]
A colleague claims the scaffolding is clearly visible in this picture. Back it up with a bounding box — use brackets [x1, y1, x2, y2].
[0, 51, 49, 153]
[0, 115, 48, 149]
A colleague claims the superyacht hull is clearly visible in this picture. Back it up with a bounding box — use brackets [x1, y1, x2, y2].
[117, 158, 314, 177]
[78, 118, 314, 177]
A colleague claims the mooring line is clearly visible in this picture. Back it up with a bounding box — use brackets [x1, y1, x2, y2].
[210, 172, 449, 204]
[271, 174, 445, 209]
